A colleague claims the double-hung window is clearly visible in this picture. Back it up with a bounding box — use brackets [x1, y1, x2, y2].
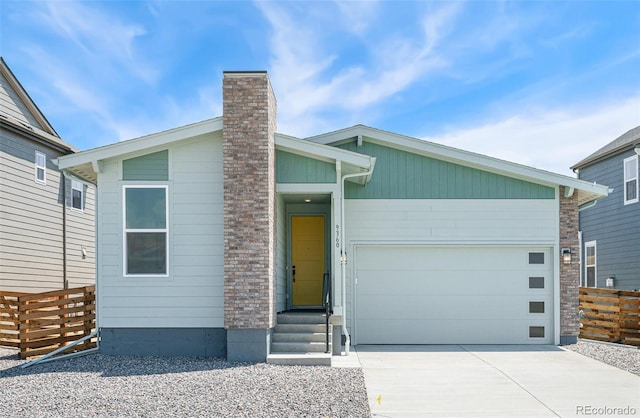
[71, 180, 84, 210]
[585, 241, 596, 287]
[624, 155, 638, 205]
[35, 151, 46, 184]
[123, 185, 168, 276]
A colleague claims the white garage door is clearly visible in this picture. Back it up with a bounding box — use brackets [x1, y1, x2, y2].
[355, 246, 554, 344]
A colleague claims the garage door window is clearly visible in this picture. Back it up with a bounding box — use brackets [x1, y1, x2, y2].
[529, 277, 545, 289]
[529, 326, 545, 338]
[529, 301, 545, 313]
[528, 252, 545, 264]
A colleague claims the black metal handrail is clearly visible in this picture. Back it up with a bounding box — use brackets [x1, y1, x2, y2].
[322, 272, 331, 353]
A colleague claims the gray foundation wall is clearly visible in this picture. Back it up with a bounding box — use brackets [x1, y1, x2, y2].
[560, 335, 578, 345]
[226, 328, 272, 362]
[99, 328, 226, 357]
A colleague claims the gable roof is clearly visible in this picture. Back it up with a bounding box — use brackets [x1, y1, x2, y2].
[58, 117, 609, 205]
[57, 118, 376, 186]
[56, 118, 224, 184]
[0, 57, 76, 153]
[571, 125, 640, 171]
[307, 124, 609, 206]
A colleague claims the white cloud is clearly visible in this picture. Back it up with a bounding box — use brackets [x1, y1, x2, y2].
[258, 1, 461, 137]
[35, 1, 157, 84]
[435, 96, 640, 176]
[333, 0, 380, 35]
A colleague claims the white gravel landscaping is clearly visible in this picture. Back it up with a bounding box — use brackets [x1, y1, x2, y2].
[565, 339, 640, 375]
[0, 347, 370, 418]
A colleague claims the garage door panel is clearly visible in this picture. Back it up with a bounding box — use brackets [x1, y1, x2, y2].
[357, 318, 553, 345]
[357, 294, 552, 321]
[355, 246, 553, 345]
[359, 247, 540, 271]
[357, 272, 552, 297]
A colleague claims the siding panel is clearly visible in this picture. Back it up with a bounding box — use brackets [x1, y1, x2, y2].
[97, 134, 225, 328]
[1, 127, 94, 292]
[578, 151, 640, 290]
[276, 150, 336, 183]
[338, 140, 555, 199]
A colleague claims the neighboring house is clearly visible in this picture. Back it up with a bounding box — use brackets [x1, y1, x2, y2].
[572, 126, 640, 291]
[57, 71, 608, 362]
[0, 57, 95, 293]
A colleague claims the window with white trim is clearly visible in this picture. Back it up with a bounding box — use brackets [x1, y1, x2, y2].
[624, 155, 638, 204]
[71, 180, 84, 211]
[35, 151, 46, 184]
[123, 185, 168, 276]
[585, 241, 596, 287]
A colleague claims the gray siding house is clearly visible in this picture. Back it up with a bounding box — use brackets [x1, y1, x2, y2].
[572, 126, 640, 290]
[58, 71, 608, 363]
[0, 57, 95, 292]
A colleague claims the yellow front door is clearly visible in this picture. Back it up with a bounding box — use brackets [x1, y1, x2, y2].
[291, 216, 325, 306]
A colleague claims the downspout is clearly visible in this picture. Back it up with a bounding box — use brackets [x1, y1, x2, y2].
[340, 164, 375, 355]
[62, 172, 68, 289]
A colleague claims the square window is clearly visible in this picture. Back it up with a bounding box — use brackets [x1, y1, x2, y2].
[529, 301, 545, 314]
[528, 252, 545, 264]
[529, 326, 545, 338]
[126, 232, 167, 274]
[529, 277, 545, 289]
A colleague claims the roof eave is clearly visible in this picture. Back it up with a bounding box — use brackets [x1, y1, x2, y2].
[0, 57, 59, 137]
[572, 141, 640, 171]
[57, 118, 223, 180]
[308, 124, 610, 201]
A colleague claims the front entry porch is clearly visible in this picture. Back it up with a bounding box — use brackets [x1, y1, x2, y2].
[270, 193, 340, 365]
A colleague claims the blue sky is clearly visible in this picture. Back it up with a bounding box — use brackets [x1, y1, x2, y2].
[1, 0, 639, 176]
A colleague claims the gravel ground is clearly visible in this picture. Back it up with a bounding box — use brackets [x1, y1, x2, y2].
[0, 347, 370, 418]
[565, 339, 640, 375]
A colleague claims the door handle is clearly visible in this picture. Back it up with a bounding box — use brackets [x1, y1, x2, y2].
[292, 265, 296, 282]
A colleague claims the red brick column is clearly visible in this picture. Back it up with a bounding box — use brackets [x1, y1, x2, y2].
[559, 186, 580, 344]
[223, 72, 277, 331]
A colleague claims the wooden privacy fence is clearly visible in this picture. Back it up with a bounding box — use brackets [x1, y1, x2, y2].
[0, 286, 96, 359]
[579, 287, 640, 347]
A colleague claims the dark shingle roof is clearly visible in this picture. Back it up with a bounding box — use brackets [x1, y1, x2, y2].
[572, 125, 640, 170]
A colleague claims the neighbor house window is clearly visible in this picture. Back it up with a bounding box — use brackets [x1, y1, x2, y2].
[624, 155, 638, 204]
[71, 180, 84, 210]
[585, 241, 596, 287]
[35, 151, 46, 184]
[123, 185, 168, 276]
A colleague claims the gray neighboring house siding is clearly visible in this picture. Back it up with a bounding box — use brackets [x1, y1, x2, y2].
[0, 57, 95, 293]
[573, 126, 640, 290]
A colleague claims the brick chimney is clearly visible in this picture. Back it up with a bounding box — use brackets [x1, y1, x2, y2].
[222, 71, 277, 362]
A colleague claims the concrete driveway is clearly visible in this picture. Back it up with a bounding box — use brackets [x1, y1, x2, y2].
[356, 345, 640, 417]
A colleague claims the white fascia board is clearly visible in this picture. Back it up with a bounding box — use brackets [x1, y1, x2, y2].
[275, 133, 373, 170]
[308, 125, 609, 200]
[57, 117, 222, 170]
[276, 183, 339, 194]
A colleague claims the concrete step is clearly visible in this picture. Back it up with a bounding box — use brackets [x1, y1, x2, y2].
[272, 332, 329, 343]
[271, 341, 329, 353]
[277, 313, 327, 324]
[266, 352, 331, 366]
[275, 323, 326, 334]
